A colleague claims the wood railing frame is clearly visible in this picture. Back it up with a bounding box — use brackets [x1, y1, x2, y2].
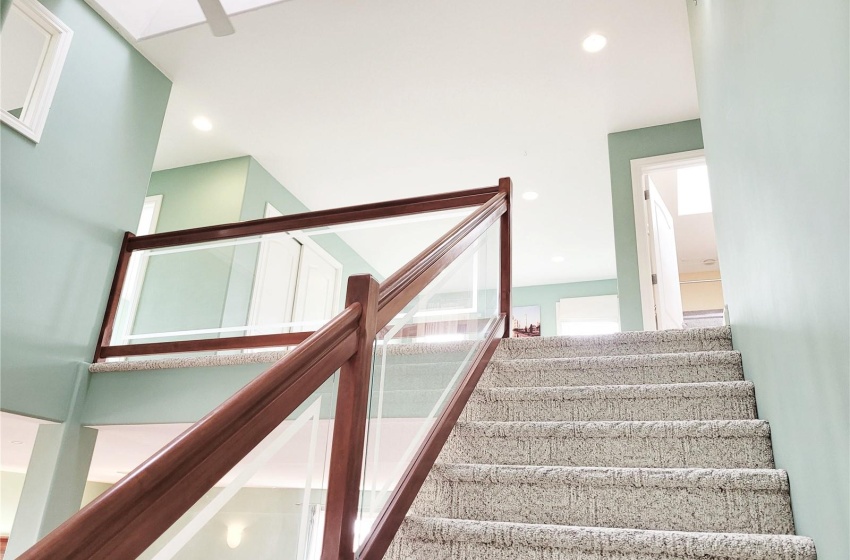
[24, 179, 513, 560]
[321, 275, 379, 560]
[92, 185, 500, 363]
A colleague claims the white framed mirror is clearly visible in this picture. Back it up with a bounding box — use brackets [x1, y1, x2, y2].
[1, 0, 73, 143]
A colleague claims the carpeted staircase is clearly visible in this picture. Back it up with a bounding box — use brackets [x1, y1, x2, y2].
[386, 327, 817, 560]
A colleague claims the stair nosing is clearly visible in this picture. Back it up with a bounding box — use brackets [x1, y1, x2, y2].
[397, 516, 816, 559]
[451, 419, 771, 438]
[429, 463, 789, 491]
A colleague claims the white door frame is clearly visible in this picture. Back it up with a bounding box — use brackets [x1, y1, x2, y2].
[630, 149, 705, 331]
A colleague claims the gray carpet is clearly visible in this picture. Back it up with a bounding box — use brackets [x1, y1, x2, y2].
[386, 327, 817, 559]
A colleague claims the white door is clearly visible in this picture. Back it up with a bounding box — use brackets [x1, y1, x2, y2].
[291, 243, 342, 330]
[646, 178, 684, 330]
[246, 204, 302, 336]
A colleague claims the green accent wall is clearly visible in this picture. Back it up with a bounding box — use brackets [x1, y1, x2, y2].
[136, 158, 250, 336]
[513, 280, 619, 337]
[132, 157, 381, 340]
[687, 2, 849, 558]
[607, 120, 704, 330]
[0, 0, 172, 421]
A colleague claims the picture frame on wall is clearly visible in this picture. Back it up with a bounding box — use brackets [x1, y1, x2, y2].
[512, 305, 541, 337]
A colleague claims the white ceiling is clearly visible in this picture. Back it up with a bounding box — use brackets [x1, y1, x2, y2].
[90, 0, 700, 287]
[648, 166, 720, 274]
[0, 412, 54, 473]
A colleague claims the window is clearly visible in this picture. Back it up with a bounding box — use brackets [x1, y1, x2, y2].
[556, 294, 621, 336]
[0, 0, 73, 142]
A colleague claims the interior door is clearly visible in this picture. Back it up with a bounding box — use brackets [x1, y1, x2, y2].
[246, 204, 301, 336]
[646, 178, 684, 330]
[291, 243, 342, 330]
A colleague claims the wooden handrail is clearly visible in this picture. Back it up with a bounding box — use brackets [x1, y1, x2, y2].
[24, 180, 513, 560]
[99, 331, 314, 359]
[358, 315, 505, 560]
[20, 305, 361, 560]
[376, 192, 507, 329]
[92, 231, 134, 362]
[127, 185, 499, 252]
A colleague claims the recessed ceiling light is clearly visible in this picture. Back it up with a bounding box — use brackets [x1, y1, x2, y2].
[551, 256, 565, 263]
[10, 440, 23, 445]
[703, 258, 717, 266]
[192, 116, 213, 132]
[521, 191, 539, 201]
[582, 34, 607, 53]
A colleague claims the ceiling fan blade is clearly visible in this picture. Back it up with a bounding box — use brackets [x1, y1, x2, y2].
[197, 0, 235, 37]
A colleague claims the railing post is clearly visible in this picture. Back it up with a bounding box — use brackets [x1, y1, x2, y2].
[93, 231, 135, 362]
[321, 274, 379, 560]
[498, 177, 513, 338]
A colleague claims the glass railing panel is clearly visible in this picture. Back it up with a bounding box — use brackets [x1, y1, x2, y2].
[108, 207, 473, 357]
[357, 221, 500, 543]
[107, 373, 341, 560]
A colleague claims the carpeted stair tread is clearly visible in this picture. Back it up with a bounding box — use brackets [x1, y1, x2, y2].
[481, 351, 743, 387]
[413, 463, 794, 534]
[390, 328, 816, 557]
[387, 516, 817, 560]
[495, 326, 732, 360]
[441, 420, 774, 468]
[464, 381, 757, 422]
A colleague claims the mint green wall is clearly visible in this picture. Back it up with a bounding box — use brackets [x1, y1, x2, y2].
[513, 280, 619, 337]
[607, 120, 704, 331]
[133, 157, 380, 338]
[687, 2, 849, 558]
[0, 0, 171, 420]
[134, 158, 250, 336]
[0, 0, 9, 26]
[148, 157, 249, 230]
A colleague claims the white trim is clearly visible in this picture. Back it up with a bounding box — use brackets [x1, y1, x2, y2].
[289, 230, 344, 316]
[1, 0, 73, 143]
[244, 203, 302, 339]
[629, 149, 705, 331]
[109, 195, 162, 349]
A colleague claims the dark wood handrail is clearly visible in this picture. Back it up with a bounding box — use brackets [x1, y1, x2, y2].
[358, 315, 505, 560]
[99, 331, 314, 359]
[376, 192, 507, 329]
[20, 305, 361, 560]
[25, 180, 513, 560]
[127, 185, 499, 252]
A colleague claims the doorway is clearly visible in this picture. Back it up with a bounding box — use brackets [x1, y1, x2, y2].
[631, 150, 725, 330]
[246, 203, 343, 338]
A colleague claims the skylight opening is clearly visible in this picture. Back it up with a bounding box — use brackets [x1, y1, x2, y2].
[677, 164, 712, 216]
[90, 0, 292, 40]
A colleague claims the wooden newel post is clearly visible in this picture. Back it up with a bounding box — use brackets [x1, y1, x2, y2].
[498, 177, 513, 339]
[321, 274, 380, 560]
[93, 231, 135, 362]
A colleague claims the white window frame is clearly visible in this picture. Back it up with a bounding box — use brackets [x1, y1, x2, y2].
[1, 0, 73, 143]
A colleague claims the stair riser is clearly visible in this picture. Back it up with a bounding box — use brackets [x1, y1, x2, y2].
[412, 480, 794, 534]
[481, 363, 742, 388]
[463, 395, 757, 422]
[441, 434, 774, 469]
[495, 339, 732, 360]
